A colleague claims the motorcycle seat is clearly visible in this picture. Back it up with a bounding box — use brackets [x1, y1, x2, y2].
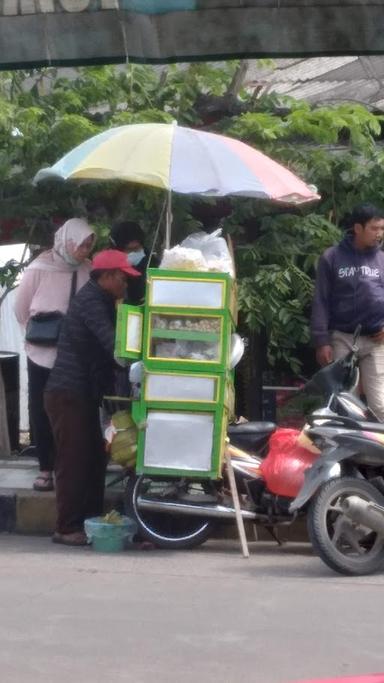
[228, 421, 276, 436]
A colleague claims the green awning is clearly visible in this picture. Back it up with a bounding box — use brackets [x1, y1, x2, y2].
[1, 1, 384, 70]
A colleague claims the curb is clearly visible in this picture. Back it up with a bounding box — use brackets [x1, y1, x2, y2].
[0, 486, 309, 542]
[0, 488, 125, 536]
[0, 491, 16, 532]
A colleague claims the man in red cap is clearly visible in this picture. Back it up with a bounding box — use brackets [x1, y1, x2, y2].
[44, 250, 140, 546]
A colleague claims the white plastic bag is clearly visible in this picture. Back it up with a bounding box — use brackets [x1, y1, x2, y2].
[160, 246, 207, 271]
[181, 229, 234, 276]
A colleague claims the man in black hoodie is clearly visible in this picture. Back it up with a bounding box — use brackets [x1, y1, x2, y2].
[311, 203, 384, 420]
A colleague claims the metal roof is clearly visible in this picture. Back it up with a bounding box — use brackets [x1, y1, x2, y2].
[246, 57, 384, 110]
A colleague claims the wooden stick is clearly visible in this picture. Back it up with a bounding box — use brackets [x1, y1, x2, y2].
[165, 190, 172, 249]
[225, 449, 250, 558]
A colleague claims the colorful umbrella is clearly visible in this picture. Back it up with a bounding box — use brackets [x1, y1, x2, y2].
[34, 122, 319, 245]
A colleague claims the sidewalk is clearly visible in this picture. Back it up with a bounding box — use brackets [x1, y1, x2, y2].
[0, 457, 125, 534]
[0, 456, 308, 541]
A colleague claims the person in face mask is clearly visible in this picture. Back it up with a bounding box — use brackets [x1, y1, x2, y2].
[14, 218, 96, 491]
[109, 221, 159, 305]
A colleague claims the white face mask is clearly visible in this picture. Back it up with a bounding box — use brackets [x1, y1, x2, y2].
[62, 252, 81, 267]
[127, 250, 145, 267]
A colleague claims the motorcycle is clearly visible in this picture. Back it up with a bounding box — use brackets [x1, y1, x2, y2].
[122, 327, 384, 570]
[289, 328, 384, 576]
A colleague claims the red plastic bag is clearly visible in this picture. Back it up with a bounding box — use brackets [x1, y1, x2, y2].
[259, 428, 319, 498]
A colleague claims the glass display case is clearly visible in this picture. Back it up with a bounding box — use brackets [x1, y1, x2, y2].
[115, 268, 237, 479]
[147, 269, 237, 323]
[144, 371, 218, 403]
[143, 410, 215, 472]
[143, 370, 235, 413]
[115, 305, 143, 360]
[148, 312, 221, 364]
[132, 401, 227, 478]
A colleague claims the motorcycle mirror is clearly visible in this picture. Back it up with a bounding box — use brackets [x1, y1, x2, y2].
[304, 356, 354, 396]
[352, 324, 362, 350]
[230, 334, 245, 369]
[129, 361, 144, 384]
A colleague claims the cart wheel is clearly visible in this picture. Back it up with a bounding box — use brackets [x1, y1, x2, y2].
[125, 475, 216, 550]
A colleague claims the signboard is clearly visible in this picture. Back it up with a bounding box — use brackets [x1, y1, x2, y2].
[0, 1, 384, 69]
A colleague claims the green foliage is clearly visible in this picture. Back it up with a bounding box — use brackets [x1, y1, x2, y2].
[235, 213, 341, 371]
[0, 259, 26, 307]
[222, 94, 384, 372]
[0, 259, 22, 290]
[227, 99, 383, 152]
[2, 62, 384, 374]
[47, 115, 99, 159]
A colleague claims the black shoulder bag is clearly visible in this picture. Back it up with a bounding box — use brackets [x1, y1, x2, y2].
[25, 271, 77, 346]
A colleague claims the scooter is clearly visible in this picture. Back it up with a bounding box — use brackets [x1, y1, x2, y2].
[123, 327, 384, 563]
[289, 328, 384, 576]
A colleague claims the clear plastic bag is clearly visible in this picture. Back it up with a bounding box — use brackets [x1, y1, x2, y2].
[152, 339, 219, 361]
[104, 410, 138, 468]
[160, 246, 207, 271]
[181, 229, 234, 276]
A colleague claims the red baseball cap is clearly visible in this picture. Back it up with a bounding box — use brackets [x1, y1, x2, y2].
[91, 249, 140, 277]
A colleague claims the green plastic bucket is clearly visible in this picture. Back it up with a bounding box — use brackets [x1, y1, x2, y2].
[84, 516, 137, 553]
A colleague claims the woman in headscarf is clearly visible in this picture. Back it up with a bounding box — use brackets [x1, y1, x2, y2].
[14, 218, 96, 491]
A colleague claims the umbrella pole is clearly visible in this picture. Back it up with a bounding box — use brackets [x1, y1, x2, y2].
[165, 190, 172, 249]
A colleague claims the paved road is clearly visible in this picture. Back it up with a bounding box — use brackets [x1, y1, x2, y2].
[0, 536, 383, 683]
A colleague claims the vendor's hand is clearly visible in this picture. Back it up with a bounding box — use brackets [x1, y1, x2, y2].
[371, 329, 384, 343]
[316, 345, 333, 366]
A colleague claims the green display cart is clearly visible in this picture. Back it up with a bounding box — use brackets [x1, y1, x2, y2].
[114, 268, 237, 480]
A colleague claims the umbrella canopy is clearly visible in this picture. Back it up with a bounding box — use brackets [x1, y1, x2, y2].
[34, 123, 319, 205]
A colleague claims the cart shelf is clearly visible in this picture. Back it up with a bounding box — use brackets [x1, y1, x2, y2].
[151, 328, 220, 342]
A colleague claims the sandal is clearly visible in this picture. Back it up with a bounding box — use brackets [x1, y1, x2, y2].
[52, 531, 88, 547]
[33, 472, 54, 492]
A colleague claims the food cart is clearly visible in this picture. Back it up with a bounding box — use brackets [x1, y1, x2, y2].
[115, 268, 237, 480]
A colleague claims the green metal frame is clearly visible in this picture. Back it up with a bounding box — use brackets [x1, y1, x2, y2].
[115, 304, 144, 360]
[141, 368, 234, 413]
[131, 400, 229, 480]
[146, 268, 237, 324]
[143, 307, 234, 373]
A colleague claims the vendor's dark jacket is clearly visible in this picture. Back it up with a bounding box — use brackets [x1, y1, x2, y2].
[311, 235, 384, 347]
[45, 280, 117, 403]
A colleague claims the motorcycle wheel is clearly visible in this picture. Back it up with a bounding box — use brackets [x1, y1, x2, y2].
[307, 477, 384, 576]
[125, 475, 216, 550]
